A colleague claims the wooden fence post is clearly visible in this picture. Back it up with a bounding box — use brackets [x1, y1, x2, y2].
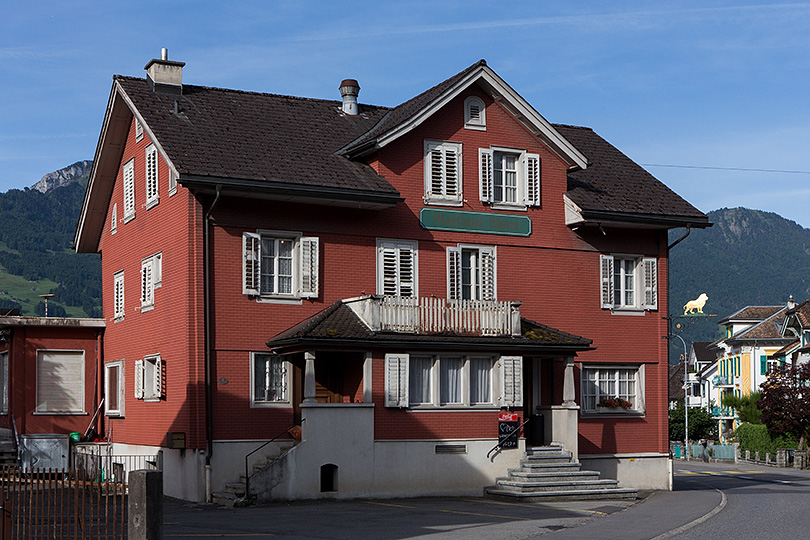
[128, 470, 163, 540]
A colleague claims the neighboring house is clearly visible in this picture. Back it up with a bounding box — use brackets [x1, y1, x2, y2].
[0, 315, 105, 437]
[73, 52, 710, 502]
[709, 304, 793, 439]
[685, 341, 712, 409]
[774, 298, 810, 365]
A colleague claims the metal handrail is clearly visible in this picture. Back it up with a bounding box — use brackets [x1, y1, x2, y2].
[244, 420, 303, 498]
[486, 418, 530, 459]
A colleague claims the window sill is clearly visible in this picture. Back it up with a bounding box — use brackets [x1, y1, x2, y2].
[464, 123, 486, 131]
[255, 296, 303, 305]
[583, 409, 645, 418]
[250, 401, 293, 409]
[489, 202, 527, 212]
[406, 405, 499, 411]
[608, 308, 646, 316]
[145, 198, 159, 210]
[423, 199, 464, 207]
[106, 412, 124, 418]
[141, 304, 154, 313]
[123, 214, 135, 224]
[34, 411, 88, 416]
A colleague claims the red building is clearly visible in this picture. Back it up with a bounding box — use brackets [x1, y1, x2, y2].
[74, 52, 709, 502]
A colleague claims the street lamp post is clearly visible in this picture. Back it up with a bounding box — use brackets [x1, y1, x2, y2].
[672, 333, 689, 459]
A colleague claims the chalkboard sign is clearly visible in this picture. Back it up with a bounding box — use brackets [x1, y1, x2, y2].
[498, 412, 519, 449]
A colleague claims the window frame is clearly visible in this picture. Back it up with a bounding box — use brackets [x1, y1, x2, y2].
[110, 203, 117, 235]
[134, 355, 163, 402]
[135, 119, 144, 142]
[35, 350, 85, 415]
[580, 364, 645, 416]
[145, 144, 159, 209]
[123, 158, 135, 222]
[376, 239, 418, 297]
[105, 359, 125, 417]
[250, 353, 292, 408]
[599, 254, 657, 312]
[479, 146, 540, 209]
[242, 231, 319, 302]
[140, 252, 162, 312]
[113, 271, 125, 322]
[447, 244, 496, 301]
[464, 96, 486, 131]
[424, 139, 463, 206]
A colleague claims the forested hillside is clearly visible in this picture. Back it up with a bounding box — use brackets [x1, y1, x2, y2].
[668, 207, 810, 361]
[0, 162, 101, 317]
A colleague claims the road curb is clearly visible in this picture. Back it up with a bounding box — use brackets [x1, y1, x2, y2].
[649, 488, 727, 540]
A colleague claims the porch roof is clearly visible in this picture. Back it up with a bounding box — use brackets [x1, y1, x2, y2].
[265, 300, 593, 355]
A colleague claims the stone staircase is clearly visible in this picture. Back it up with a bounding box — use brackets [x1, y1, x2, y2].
[212, 439, 296, 507]
[0, 428, 17, 466]
[486, 444, 638, 502]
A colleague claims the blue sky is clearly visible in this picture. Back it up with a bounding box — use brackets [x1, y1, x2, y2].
[4, 1, 810, 226]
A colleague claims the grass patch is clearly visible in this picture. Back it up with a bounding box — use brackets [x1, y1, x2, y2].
[0, 273, 60, 316]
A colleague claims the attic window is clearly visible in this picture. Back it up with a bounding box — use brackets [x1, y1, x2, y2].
[464, 96, 486, 131]
[135, 119, 144, 142]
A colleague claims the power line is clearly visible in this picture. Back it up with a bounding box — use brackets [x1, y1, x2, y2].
[641, 164, 810, 175]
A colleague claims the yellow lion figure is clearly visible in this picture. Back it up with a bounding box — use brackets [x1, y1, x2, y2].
[683, 293, 708, 315]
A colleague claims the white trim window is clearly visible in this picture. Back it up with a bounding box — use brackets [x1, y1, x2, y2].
[581, 365, 644, 414]
[447, 245, 496, 301]
[135, 119, 144, 142]
[424, 140, 462, 206]
[110, 203, 117, 235]
[140, 252, 162, 311]
[464, 96, 486, 131]
[600, 255, 657, 311]
[479, 147, 540, 208]
[251, 353, 290, 407]
[145, 144, 159, 209]
[385, 353, 521, 409]
[242, 231, 319, 301]
[0, 351, 7, 414]
[113, 271, 125, 321]
[36, 350, 85, 414]
[134, 355, 163, 401]
[105, 359, 125, 417]
[123, 159, 135, 222]
[377, 239, 417, 297]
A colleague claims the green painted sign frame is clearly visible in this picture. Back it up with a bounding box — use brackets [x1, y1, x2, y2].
[419, 208, 532, 237]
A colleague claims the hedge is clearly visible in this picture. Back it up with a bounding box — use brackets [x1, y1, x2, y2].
[736, 423, 798, 454]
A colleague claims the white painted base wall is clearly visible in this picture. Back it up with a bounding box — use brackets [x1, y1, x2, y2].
[579, 452, 670, 490]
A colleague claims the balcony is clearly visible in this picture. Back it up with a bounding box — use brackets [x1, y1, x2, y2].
[345, 295, 522, 337]
[712, 376, 735, 388]
[711, 406, 735, 419]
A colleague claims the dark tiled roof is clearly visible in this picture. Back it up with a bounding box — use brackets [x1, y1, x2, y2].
[719, 305, 784, 324]
[266, 300, 592, 353]
[770, 339, 800, 358]
[690, 342, 714, 363]
[786, 300, 810, 327]
[116, 76, 399, 197]
[555, 124, 708, 224]
[669, 363, 685, 400]
[730, 309, 789, 341]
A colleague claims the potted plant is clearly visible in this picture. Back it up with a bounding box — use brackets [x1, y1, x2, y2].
[596, 397, 633, 412]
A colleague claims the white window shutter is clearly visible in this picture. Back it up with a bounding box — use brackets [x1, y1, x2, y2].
[385, 353, 409, 407]
[154, 356, 163, 398]
[480, 247, 496, 301]
[153, 253, 162, 288]
[141, 259, 154, 307]
[123, 160, 135, 219]
[600, 255, 614, 309]
[134, 359, 144, 399]
[500, 356, 523, 407]
[300, 237, 319, 298]
[111, 203, 117, 233]
[444, 145, 460, 199]
[479, 148, 493, 202]
[380, 243, 398, 296]
[447, 247, 462, 300]
[397, 243, 415, 297]
[242, 232, 261, 295]
[524, 153, 541, 207]
[643, 257, 658, 310]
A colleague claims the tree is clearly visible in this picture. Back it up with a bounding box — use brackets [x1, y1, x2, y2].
[669, 402, 717, 442]
[758, 364, 810, 450]
[722, 392, 762, 424]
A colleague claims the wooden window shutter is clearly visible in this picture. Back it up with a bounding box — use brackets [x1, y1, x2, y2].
[444, 145, 459, 199]
[524, 153, 541, 207]
[642, 257, 658, 310]
[479, 148, 493, 202]
[123, 160, 135, 218]
[141, 259, 154, 307]
[600, 255, 614, 309]
[385, 353, 409, 407]
[447, 247, 462, 300]
[380, 243, 398, 296]
[111, 203, 117, 233]
[500, 356, 523, 408]
[480, 247, 496, 301]
[300, 237, 319, 298]
[242, 232, 261, 295]
[146, 146, 158, 202]
[397, 243, 415, 297]
[134, 359, 144, 399]
[154, 356, 163, 398]
[760, 355, 767, 375]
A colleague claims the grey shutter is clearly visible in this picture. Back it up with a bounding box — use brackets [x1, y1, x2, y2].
[500, 356, 523, 407]
[643, 257, 658, 310]
[385, 353, 409, 407]
[524, 153, 541, 206]
[242, 232, 261, 295]
[479, 148, 493, 202]
[447, 247, 462, 300]
[300, 237, 319, 298]
[600, 255, 614, 309]
[134, 359, 144, 399]
[480, 247, 496, 301]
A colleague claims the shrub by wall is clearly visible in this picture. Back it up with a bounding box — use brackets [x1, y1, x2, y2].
[737, 423, 797, 454]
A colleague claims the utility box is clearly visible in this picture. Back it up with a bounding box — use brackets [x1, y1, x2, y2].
[21, 434, 70, 472]
[167, 432, 185, 449]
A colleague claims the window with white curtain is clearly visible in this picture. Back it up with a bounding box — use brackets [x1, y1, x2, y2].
[439, 356, 463, 405]
[403, 354, 496, 408]
[581, 365, 644, 414]
[409, 356, 433, 405]
[470, 357, 492, 404]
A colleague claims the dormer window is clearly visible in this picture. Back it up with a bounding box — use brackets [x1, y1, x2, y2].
[464, 96, 486, 131]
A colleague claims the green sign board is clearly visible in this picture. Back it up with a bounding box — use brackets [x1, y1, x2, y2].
[419, 208, 532, 237]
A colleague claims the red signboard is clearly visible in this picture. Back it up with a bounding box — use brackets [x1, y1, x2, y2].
[498, 412, 518, 422]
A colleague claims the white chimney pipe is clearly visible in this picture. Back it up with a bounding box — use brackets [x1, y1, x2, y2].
[161, 48, 168, 61]
[339, 79, 360, 116]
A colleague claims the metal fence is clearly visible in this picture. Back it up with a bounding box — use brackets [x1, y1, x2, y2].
[73, 445, 161, 485]
[0, 466, 127, 539]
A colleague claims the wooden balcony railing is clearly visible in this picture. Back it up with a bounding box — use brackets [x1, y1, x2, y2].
[347, 296, 522, 337]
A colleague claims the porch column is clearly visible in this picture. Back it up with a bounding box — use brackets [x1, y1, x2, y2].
[363, 352, 373, 403]
[303, 351, 317, 404]
[562, 357, 576, 406]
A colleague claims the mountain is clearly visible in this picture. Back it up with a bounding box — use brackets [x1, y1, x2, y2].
[31, 160, 93, 194]
[668, 207, 810, 361]
[0, 162, 100, 317]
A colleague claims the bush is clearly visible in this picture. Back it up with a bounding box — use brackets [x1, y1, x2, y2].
[736, 423, 798, 454]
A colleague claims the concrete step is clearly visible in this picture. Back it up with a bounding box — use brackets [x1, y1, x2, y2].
[505, 470, 602, 483]
[211, 491, 239, 508]
[486, 487, 638, 502]
[522, 454, 573, 464]
[495, 479, 620, 492]
[518, 462, 582, 473]
[225, 482, 246, 496]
